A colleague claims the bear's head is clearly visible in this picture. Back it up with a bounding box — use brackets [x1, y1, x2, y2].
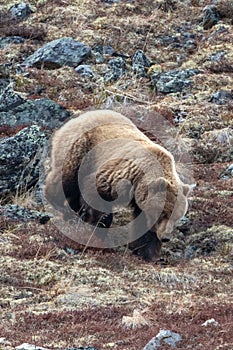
[135, 177, 190, 243]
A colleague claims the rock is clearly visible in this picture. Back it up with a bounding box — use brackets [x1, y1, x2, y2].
[202, 5, 220, 30]
[132, 50, 151, 77]
[0, 125, 46, 197]
[208, 90, 233, 105]
[143, 337, 160, 350]
[0, 204, 51, 224]
[0, 36, 25, 49]
[209, 51, 226, 62]
[219, 164, 233, 179]
[23, 37, 91, 69]
[75, 64, 95, 78]
[151, 68, 201, 93]
[0, 84, 25, 112]
[0, 85, 71, 128]
[143, 330, 182, 349]
[157, 32, 197, 51]
[92, 45, 115, 63]
[9, 3, 33, 21]
[202, 318, 219, 327]
[184, 245, 198, 260]
[15, 343, 47, 350]
[104, 57, 126, 82]
[65, 348, 99, 350]
[100, 0, 121, 3]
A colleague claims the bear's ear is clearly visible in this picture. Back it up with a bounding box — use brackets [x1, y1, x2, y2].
[182, 184, 191, 196]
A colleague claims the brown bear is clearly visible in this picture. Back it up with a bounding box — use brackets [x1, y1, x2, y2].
[44, 110, 190, 261]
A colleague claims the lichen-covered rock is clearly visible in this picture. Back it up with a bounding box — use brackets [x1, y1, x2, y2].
[0, 85, 71, 128]
[92, 45, 115, 63]
[0, 204, 51, 224]
[202, 5, 220, 30]
[9, 3, 33, 20]
[219, 164, 233, 179]
[0, 36, 25, 49]
[104, 57, 126, 82]
[151, 68, 201, 93]
[208, 90, 233, 105]
[209, 51, 226, 62]
[132, 50, 151, 77]
[143, 330, 182, 349]
[65, 347, 99, 350]
[0, 84, 25, 112]
[23, 37, 91, 69]
[0, 125, 46, 197]
[75, 64, 95, 78]
[15, 344, 47, 350]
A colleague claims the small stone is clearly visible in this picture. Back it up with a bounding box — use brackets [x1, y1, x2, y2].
[202, 5, 220, 30]
[0, 204, 51, 223]
[9, 3, 33, 20]
[219, 164, 233, 179]
[15, 343, 48, 350]
[143, 329, 182, 349]
[75, 65, 95, 78]
[202, 318, 219, 327]
[157, 329, 182, 346]
[65, 347, 99, 350]
[208, 90, 233, 105]
[0, 36, 25, 49]
[151, 68, 201, 93]
[132, 50, 151, 77]
[209, 51, 226, 62]
[0, 83, 25, 112]
[104, 57, 126, 82]
[92, 45, 115, 56]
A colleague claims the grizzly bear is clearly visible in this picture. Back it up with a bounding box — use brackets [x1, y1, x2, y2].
[44, 110, 190, 261]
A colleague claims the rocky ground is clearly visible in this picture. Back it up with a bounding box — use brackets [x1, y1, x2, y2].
[0, 0, 233, 349]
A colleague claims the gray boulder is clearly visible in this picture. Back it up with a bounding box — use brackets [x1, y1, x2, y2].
[151, 68, 201, 93]
[9, 2, 33, 21]
[0, 85, 71, 128]
[0, 125, 46, 197]
[23, 37, 91, 69]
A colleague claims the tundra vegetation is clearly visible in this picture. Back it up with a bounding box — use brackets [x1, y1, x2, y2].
[0, 0, 232, 349]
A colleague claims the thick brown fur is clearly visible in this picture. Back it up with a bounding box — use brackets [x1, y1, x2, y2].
[44, 110, 190, 261]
